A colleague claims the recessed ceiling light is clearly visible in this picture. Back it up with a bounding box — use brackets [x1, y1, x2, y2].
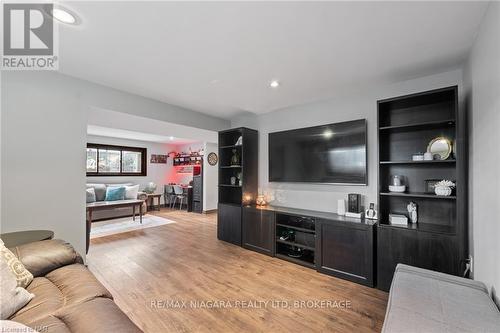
[270, 80, 280, 88]
[51, 7, 78, 25]
[169, 136, 174, 141]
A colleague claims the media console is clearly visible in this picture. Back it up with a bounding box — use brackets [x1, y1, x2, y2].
[242, 205, 376, 287]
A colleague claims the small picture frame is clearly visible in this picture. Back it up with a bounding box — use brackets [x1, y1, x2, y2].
[150, 154, 168, 164]
[424, 179, 441, 194]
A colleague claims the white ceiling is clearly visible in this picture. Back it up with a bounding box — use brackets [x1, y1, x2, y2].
[59, 1, 489, 119]
[87, 125, 198, 145]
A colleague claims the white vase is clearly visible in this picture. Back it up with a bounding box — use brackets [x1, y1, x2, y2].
[337, 199, 346, 216]
[435, 186, 452, 196]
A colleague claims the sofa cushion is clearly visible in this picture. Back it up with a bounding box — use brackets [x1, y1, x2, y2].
[105, 187, 126, 201]
[86, 188, 96, 203]
[86, 184, 106, 202]
[10, 240, 83, 278]
[0, 239, 33, 288]
[11, 264, 112, 325]
[382, 264, 500, 333]
[25, 298, 142, 333]
[1, 260, 34, 319]
[124, 185, 139, 200]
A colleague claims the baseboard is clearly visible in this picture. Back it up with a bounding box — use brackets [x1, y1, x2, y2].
[203, 209, 217, 214]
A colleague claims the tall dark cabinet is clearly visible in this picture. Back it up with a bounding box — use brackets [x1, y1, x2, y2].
[377, 86, 468, 291]
[217, 128, 258, 246]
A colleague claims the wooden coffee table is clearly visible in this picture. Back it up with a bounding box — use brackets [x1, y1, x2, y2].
[86, 199, 144, 253]
[1, 230, 54, 248]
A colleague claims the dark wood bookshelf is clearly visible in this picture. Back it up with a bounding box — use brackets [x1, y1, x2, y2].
[217, 128, 258, 246]
[379, 192, 457, 200]
[380, 160, 456, 165]
[377, 85, 468, 291]
[379, 119, 455, 132]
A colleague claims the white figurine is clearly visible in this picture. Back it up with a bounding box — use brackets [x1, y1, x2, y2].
[407, 201, 418, 223]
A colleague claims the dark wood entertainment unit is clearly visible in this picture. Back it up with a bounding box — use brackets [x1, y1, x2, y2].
[243, 205, 376, 287]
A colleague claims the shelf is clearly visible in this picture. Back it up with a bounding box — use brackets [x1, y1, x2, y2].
[219, 184, 242, 188]
[380, 160, 456, 165]
[219, 145, 243, 149]
[276, 239, 315, 251]
[219, 202, 241, 207]
[275, 253, 315, 269]
[379, 119, 455, 132]
[276, 223, 315, 234]
[220, 165, 242, 168]
[380, 192, 456, 200]
[379, 222, 456, 235]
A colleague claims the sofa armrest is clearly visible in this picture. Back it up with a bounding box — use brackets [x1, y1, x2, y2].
[9, 239, 84, 277]
[137, 191, 147, 200]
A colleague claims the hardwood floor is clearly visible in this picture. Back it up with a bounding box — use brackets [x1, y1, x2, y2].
[88, 209, 388, 333]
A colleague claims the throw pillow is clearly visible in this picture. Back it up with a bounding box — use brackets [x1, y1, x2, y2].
[0, 320, 39, 333]
[87, 184, 106, 201]
[86, 187, 96, 203]
[105, 186, 126, 201]
[124, 184, 139, 200]
[0, 259, 34, 319]
[0, 240, 33, 288]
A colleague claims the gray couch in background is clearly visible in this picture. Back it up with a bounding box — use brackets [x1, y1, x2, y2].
[86, 183, 147, 221]
[382, 264, 500, 333]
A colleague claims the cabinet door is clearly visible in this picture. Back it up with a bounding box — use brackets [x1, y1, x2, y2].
[377, 226, 418, 291]
[317, 220, 374, 287]
[193, 176, 202, 201]
[217, 204, 241, 246]
[242, 207, 274, 256]
[417, 233, 460, 276]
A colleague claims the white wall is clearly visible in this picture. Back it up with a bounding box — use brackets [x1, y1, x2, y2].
[203, 142, 218, 211]
[232, 69, 464, 213]
[86, 135, 176, 192]
[1, 71, 228, 258]
[464, 2, 500, 303]
[1, 72, 87, 256]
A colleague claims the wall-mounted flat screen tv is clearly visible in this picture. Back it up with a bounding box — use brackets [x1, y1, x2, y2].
[269, 119, 367, 184]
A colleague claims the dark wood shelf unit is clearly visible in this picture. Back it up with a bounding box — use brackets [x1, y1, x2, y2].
[377, 86, 468, 291]
[380, 160, 456, 165]
[276, 238, 315, 251]
[379, 119, 456, 132]
[217, 128, 258, 246]
[379, 192, 457, 200]
[276, 223, 315, 234]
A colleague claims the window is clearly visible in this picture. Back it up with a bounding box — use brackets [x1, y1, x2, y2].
[86, 144, 147, 176]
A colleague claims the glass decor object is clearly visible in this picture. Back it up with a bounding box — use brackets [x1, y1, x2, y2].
[230, 149, 240, 166]
[388, 175, 406, 193]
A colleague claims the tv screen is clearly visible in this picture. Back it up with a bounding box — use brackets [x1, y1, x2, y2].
[269, 119, 367, 184]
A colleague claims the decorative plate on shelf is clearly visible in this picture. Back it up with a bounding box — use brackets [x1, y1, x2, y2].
[207, 152, 218, 166]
